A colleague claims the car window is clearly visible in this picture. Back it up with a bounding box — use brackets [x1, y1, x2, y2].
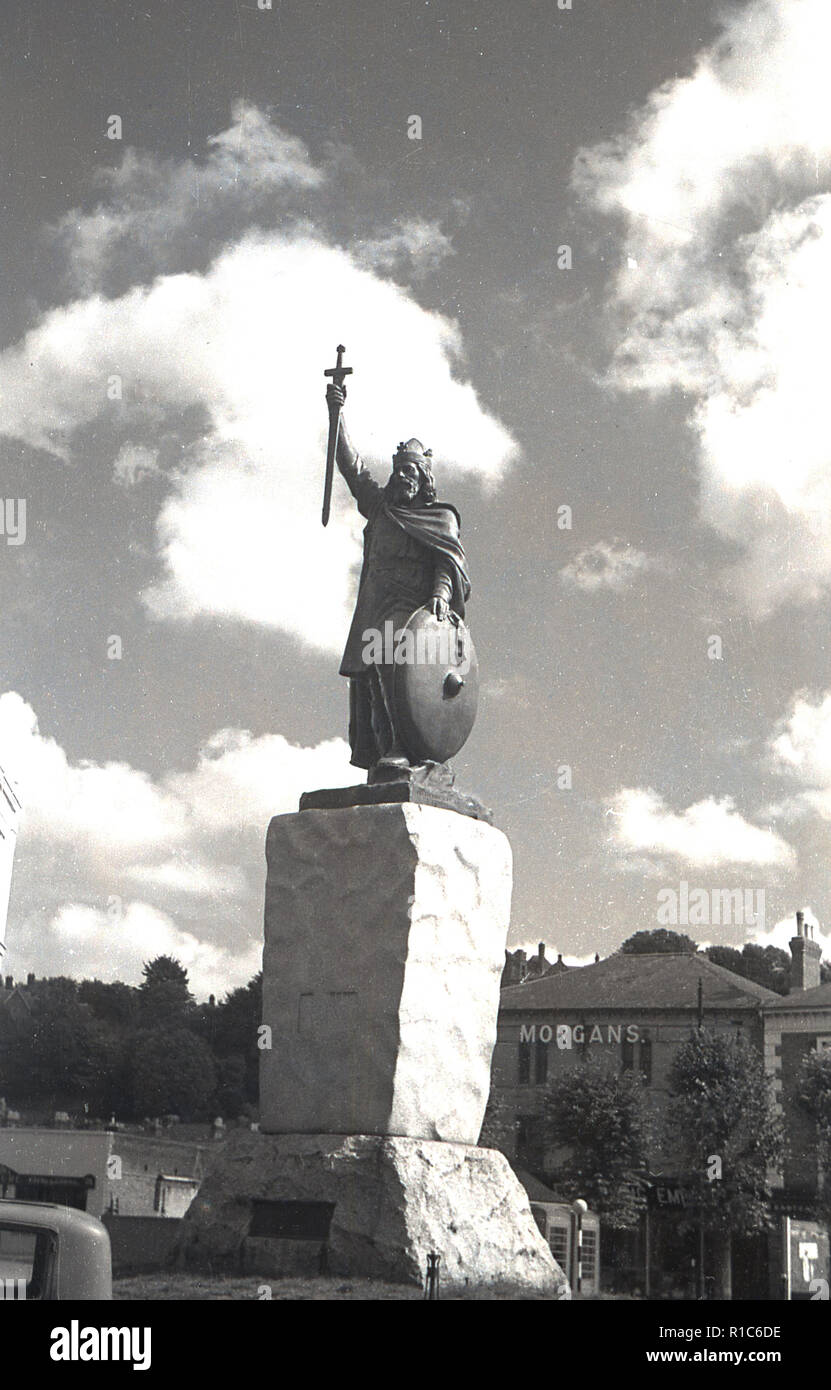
[0, 1225, 56, 1300]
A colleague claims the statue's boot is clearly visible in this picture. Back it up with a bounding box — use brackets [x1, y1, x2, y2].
[369, 737, 411, 782]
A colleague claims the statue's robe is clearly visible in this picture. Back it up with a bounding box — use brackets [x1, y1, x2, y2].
[338, 453, 470, 768]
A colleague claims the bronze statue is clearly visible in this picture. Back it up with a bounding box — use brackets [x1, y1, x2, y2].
[323, 349, 478, 779]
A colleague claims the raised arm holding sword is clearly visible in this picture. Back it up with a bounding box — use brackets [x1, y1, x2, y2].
[321, 344, 478, 779]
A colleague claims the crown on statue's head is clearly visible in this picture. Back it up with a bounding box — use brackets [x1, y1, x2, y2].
[394, 438, 433, 466]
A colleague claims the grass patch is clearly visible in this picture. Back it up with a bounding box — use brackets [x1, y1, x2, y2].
[113, 1273, 566, 1300]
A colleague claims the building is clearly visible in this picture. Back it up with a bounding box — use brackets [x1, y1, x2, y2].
[0, 765, 21, 965]
[0, 1128, 206, 1220]
[0, 1129, 113, 1217]
[153, 1174, 201, 1217]
[495, 949, 777, 1160]
[102, 1134, 207, 1217]
[491, 924, 831, 1299]
[501, 941, 572, 987]
[0, 973, 35, 1037]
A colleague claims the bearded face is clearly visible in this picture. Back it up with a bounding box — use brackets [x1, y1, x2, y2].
[389, 459, 422, 505]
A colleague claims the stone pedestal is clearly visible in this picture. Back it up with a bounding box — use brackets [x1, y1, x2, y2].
[178, 799, 567, 1295]
[177, 1130, 569, 1296]
[260, 803, 511, 1144]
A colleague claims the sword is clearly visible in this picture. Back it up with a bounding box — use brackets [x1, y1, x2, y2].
[322, 343, 353, 527]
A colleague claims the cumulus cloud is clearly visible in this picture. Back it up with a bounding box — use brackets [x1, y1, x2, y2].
[50, 102, 457, 298]
[52, 100, 325, 294]
[747, 907, 831, 962]
[770, 689, 831, 819]
[576, 0, 831, 616]
[351, 220, 455, 277]
[559, 539, 653, 593]
[124, 859, 247, 897]
[0, 691, 353, 994]
[0, 235, 514, 652]
[608, 786, 795, 868]
[0, 106, 518, 654]
[38, 902, 262, 1003]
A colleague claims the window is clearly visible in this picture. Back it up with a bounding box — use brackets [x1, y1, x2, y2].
[548, 1225, 569, 1268]
[581, 1228, 598, 1283]
[640, 1034, 652, 1085]
[516, 1115, 533, 1164]
[621, 1037, 634, 1072]
[14, 1176, 87, 1210]
[534, 1037, 548, 1086]
[516, 1114, 546, 1168]
[518, 1039, 531, 1085]
[0, 1226, 36, 1287]
[0, 1225, 55, 1300]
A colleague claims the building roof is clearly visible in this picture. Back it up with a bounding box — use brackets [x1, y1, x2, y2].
[515, 1168, 562, 1202]
[500, 951, 780, 1012]
[764, 979, 831, 1011]
[0, 984, 32, 1017]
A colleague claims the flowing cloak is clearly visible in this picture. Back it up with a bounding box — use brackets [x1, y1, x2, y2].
[338, 460, 471, 678]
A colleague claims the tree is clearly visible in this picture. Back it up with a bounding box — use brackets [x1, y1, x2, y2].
[138, 956, 194, 1028]
[706, 944, 790, 996]
[704, 945, 744, 977]
[620, 929, 698, 955]
[125, 1027, 217, 1119]
[209, 974, 262, 1104]
[741, 944, 790, 994]
[796, 1049, 831, 1224]
[79, 979, 139, 1028]
[542, 1065, 652, 1228]
[665, 1029, 784, 1299]
[0, 977, 118, 1112]
[214, 1054, 248, 1118]
[479, 1084, 520, 1157]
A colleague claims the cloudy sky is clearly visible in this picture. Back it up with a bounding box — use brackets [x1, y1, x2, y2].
[3, 0, 831, 997]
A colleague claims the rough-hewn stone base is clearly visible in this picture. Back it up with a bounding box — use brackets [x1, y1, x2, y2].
[260, 804, 512, 1143]
[176, 1130, 569, 1297]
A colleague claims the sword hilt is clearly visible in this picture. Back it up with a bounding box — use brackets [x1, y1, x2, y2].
[324, 343, 353, 393]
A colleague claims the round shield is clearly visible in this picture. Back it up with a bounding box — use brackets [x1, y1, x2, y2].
[391, 606, 479, 764]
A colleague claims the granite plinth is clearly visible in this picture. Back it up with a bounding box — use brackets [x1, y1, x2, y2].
[260, 802, 511, 1143]
[176, 1130, 570, 1296]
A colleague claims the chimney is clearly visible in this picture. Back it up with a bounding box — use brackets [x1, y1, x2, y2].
[538, 942, 545, 961]
[557, 953, 563, 965]
[790, 911, 821, 992]
[26, 972, 35, 987]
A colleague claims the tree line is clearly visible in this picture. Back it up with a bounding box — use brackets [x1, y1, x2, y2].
[620, 927, 831, 993]
[0, 957, 262, 1124]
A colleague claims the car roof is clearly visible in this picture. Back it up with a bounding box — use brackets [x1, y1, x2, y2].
[0, 1199, 106, 1237]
